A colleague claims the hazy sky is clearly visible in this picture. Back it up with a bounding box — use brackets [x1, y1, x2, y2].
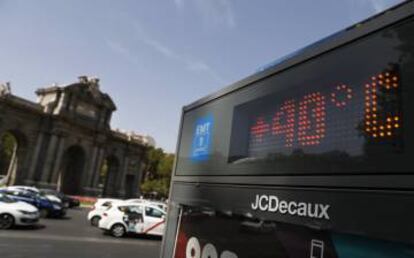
[0, 0, 404, 152]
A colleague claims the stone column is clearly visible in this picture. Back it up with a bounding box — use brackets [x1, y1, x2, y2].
[25, 133, 44, 183]
[91, 148, 105, 188]
[84, 146, 98, 188]
[50, 137, 66, 185]
[116, 156, 129, 197]
[40, 134, 59, 183]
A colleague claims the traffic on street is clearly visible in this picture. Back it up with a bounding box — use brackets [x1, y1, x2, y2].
[0, 204, 161, 258]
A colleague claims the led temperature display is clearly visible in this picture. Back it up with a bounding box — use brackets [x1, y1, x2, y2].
[231, 68, 402, 161]
[177, 15, 414, 175]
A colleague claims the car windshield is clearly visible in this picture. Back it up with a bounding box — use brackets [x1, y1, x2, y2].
[18, 191, 40, 199]
[0, 193, 16, 203]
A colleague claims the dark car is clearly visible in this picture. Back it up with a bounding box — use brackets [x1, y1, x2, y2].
[0, 189, 66, 218]
[40, 189, 80, 209]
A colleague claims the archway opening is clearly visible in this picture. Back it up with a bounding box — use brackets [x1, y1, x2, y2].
[59, 146, 85, 195]
[124, 174, 136, 199]
[99, 155, 120, 197]
[0, 131, 27, 186]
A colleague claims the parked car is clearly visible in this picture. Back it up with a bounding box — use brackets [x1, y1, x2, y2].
[0, 192, 39, 229]
[99, 202, 166, 238]
[0, 188, 65, 218]
[7, 186, 62, 205]
[39, 189, 80, 209]
[87, 198, 123, 227]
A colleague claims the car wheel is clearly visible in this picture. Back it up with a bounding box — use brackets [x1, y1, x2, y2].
[110, 224, 126, 238]
[39, 209, 49, 218]
[91, 216, 101, 227]
[0, 214, 15, 229]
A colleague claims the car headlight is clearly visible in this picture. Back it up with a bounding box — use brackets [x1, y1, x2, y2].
[53, 205, 62, 210]
[18, 210, 34, 215]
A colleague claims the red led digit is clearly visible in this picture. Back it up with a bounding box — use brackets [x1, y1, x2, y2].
[298, 92, 326, 146]
[364, 71, 401, 138]
[272, 100, 295, 147]
[331, 84, 353, 108]
[250, 116, 270, 142]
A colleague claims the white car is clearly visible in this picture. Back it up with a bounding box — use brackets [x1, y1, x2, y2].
[99, 202, 166, 237]
[0, 193, 39, 229]
[87, 198, 123, 226]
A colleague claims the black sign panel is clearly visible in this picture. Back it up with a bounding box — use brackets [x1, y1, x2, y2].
[163, 4, 414, 258]
[176, 17, 414, 176]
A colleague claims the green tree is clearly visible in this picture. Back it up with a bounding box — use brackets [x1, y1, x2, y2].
[0, 132, 17, 175]
[140, 147, 174, 199]
[98, 159, 108, 188]
[157, 154, 174, 177]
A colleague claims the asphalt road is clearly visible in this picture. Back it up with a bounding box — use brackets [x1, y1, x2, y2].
[0, 208, 162, 258]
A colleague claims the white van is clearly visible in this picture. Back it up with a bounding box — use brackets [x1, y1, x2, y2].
[98, 202, 166, 238]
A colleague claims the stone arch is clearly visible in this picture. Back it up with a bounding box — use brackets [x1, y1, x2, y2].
[100, 155, 120, 197]
[0, 129, 29, 185]
[58, 145, 86, 195]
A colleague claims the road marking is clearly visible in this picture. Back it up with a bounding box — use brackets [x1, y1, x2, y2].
[0, 232, 160, 246]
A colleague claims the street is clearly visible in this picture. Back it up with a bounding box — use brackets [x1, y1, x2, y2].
[0, 208, 162, 258]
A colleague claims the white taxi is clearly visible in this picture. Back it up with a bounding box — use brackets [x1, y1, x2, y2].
[98, 202, 166, 238]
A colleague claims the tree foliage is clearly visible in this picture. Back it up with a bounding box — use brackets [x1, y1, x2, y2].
[140, 147, 174, 199]
[0, 133, 17, 175]
[98, 159, 108, 188]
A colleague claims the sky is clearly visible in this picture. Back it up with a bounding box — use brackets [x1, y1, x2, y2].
[0, 0, 405, 153]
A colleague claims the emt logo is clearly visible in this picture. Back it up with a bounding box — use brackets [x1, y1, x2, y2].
[191, 115, 213, 161]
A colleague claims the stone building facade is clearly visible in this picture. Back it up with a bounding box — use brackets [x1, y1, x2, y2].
[0, 76, 149, 198]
